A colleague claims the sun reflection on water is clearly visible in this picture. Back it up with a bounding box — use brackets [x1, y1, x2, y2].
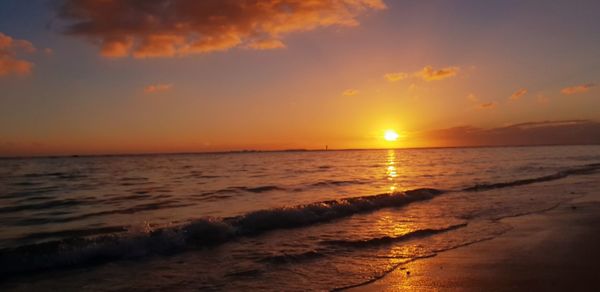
[386, 150, 398, 193]
[373, 213, 424, 260]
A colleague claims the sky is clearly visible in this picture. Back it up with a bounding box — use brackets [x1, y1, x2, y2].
[0, 0, 599, 156]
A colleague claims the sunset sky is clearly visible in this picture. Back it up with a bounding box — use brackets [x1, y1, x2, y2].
[1, 0, 599, 156]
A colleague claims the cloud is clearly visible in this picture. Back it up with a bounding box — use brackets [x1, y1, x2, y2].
[383, 65, 459, 83]
[384, 72, 408, 82]
[246, 39, 286, 50]
[342, 89, 359, 96]
[144, 83, 173, 94]
[57, 0, 386, 59]
[415, 65, 459, 81]
[467, 94, 495, 109]
[561, 83, 596, 95]
[478, 102, 496, 109]
[467, 93, 478, 102]
[509, 88, 528, 101]
[413, 120, 600, 148]
[0, 32, 36, 77]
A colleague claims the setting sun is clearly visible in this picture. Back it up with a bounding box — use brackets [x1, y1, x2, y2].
[384, 130, 400, 141]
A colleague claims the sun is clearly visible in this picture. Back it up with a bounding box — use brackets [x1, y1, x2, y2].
[384, 129, 399, 141]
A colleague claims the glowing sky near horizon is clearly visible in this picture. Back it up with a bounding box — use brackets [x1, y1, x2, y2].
[0, 0, 599, 156]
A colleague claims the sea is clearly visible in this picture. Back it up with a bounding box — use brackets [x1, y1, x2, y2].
[1, 145, 600, 290]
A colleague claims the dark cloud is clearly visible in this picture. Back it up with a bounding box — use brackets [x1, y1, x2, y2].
[415, 120, 600, 147]
[57, 0, 386, 58]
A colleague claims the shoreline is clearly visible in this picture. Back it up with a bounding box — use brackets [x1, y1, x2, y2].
[350, 191, 600, 291]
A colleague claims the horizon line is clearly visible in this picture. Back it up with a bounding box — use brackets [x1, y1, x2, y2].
[2, 143, 599, 160]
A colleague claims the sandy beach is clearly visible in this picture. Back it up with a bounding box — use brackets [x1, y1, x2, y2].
[352, 186, 600, 291]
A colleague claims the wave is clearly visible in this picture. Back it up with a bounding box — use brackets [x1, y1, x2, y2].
[0, 188, 443, 277]
[223, 188, 443, 236]
[240, 185, 285, 193]
[9, 200, 195, 227]
[16, 171, 88, 180]
[257, 224, 468, 266]
[22, 172, 87, 180]
[119, 177, 148, 181]
[463, 163, 600, 191]
[322, 223, 468, 248]
[19, 226, 127, 242]
[309, 179, 368, 187]
[198, 185, 287, 197]
[259, 250, 326, 264]
[2, 163, 598, 278]
[0, 199, 84, 215]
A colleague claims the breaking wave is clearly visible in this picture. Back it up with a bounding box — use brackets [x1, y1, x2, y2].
[322, 223, 468, 248]
[0, 188, 443, 277]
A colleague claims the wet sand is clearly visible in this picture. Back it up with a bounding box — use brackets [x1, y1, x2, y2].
[352, 195, 600, 291]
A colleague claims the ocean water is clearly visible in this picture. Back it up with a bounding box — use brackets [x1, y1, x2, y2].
[1, 145, 600, 290]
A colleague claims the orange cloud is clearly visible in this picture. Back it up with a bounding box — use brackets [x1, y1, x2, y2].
[384, 72, 408, 82]
[467, 93, 478, 102]
[561, 83, 596, 95]
[468, 94, 499, 110]
[0, 32, 36, 77]
[247, 39, 286, 50]
[384, 65, 459, 83]
[478, 102, 496, 109]
[144, 83, 173, 94]
[58, 0, 386, 59]
[509, 88, 528, 101]
[342, 89, 359, 96]
[415, 65, 459, 81]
